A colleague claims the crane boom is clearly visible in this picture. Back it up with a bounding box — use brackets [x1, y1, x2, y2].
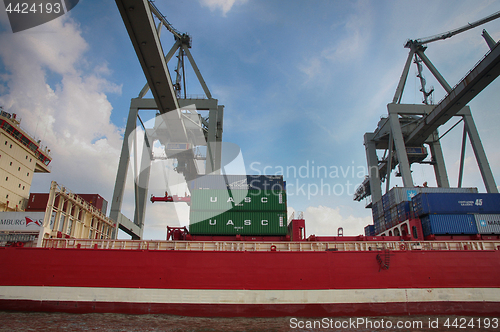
[116, 0, 179, 114]
[405, 10, 500, 48]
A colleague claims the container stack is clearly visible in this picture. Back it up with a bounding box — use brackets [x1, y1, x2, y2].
[412, 192, 500, 237]
[364, 225, 375, 236]
[188, 175, 288, 236]
[26, 193, 108, 214]
[371, 200, 385, 234]
[371, 187, 478, 234]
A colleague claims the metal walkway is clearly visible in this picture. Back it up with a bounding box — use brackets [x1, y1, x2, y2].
[42, 238, 500, 252]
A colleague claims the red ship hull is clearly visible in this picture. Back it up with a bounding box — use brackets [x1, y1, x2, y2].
[1, 245, 499, 317]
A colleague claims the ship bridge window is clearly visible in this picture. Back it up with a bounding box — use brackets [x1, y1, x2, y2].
[20, 136, 29, 147]
[3, 123, 12, 133]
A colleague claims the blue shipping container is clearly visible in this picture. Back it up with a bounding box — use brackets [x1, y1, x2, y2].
[412, 193, 500, 216]
[420, 214, 478, 237]
[374, 222, 385, 234]
[371, 200, 383, 218]
[364, 225, 375, 236]
[372, 201, 379, 219]
[373, 216, 386, 233]
[384, 210, 392, 226]
[382, 194, 390, 210]
[397, 201, 412, 221]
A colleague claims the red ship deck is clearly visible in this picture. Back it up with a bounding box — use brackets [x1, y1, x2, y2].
[1, 239, 500, 317]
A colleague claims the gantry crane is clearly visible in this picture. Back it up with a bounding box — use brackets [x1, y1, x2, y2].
[355, 11, 500, 206]
[111, 0, 223, 239]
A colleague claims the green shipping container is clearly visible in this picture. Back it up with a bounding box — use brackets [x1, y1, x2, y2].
[190, 189, 286, 212]
[189, 211, 288, 235]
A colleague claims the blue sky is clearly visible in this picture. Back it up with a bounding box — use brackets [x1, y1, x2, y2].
[0, 0, 499, 239]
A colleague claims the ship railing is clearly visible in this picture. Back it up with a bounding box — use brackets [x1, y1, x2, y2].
[41, 238, 500, 252]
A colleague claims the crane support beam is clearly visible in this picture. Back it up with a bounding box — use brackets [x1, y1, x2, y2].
[364, 133, 382, 203]
[462, 110, 498, 193]
[393, 50, 415, 104]
[183, 45, 213, 99]
[116, 0, 179, 114]
[406, 43, 500, 146]
[387, 109, 413, 187]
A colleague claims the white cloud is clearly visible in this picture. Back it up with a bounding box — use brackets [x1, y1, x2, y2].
[302, 205, 371, 238]
[143, 198, 190, 240]
[0, 15, 123, 196]
[199, 0, 247, 16]
[321, 1, 373, 64]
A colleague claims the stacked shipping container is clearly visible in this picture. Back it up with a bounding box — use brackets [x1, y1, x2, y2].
[412, 193, 500, 215]
[412, 192, 500, 236]
[369, 187, 478, 235]
[420, 214, 478, 237]
[190, 189, 286, 211]
[188, 175, 288, 236]
[474, 214, 500, 234]
[189, 175, 285, 191]
[364, 225, 375, 236]
[26, 193, 108, 214]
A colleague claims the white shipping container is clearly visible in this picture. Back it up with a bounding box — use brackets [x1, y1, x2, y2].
[474, 214, 500, 234]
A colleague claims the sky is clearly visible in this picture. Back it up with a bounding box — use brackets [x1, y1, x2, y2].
[0, 0, 499, 239]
